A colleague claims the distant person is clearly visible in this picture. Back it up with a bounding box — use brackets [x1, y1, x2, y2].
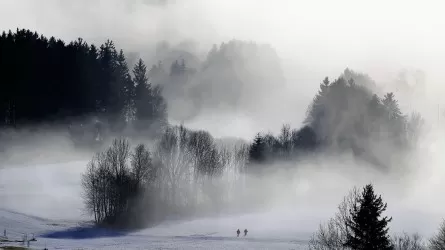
[244, 229, 248, 236]
[236, 229, 240, 237]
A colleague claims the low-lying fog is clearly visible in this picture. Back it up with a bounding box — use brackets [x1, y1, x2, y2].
[1, 0, 445, 240]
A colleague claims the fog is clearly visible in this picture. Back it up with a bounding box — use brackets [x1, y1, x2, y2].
[3, 0, 445, 136]
[1, 0, 445, 242]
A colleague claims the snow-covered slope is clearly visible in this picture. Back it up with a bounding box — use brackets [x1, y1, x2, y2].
[1, 158, 441, 249]
[0, 208, 309, 249]
[0, 161, 310, 249]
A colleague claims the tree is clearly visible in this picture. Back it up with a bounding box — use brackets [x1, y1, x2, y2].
[382, 92, 403, 121]
[308, 187, 360, 250]
[133, 58, 167, 136]
[133, 58, 152, 124]
[392, 233, 426, 250]
[305, 77, 330, 125]
[248, 133, 266, 164]
[115, 49, 135, 122]
[344, 184, 393, 250]
[429, 220, 445, 250]
[81, 138, 157, 227]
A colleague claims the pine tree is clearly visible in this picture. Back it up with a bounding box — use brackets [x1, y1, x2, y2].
[133, 59, 152, 125]
[382, 92, 402, 120]
[115, 49, 135, 122]
[382, 92, 406, 144]
[305, 77, 330, 125]
[345, 184, 393, 250]
[248, 133, 266, 164]
[133, 58, 167, 136]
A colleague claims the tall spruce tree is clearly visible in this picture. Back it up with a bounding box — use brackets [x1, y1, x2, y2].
[345, 184, 393, 250]
[248, 133, 266, 164]
[133, 59, 152, 126]
[115, 49, 135, 122]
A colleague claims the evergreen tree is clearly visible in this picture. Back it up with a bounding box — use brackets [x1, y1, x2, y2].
[382, 92, 402, 120]
[133, 59, 152, 124]
[305, 77, 330, 124]
[133, 58, 167, 136]
[345, 184, 393, 250]
[248, 133, 266, 164]
[115, 49, 135, 122]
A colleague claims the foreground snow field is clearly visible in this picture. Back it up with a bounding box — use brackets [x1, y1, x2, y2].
[0, 207, 309, 249]
[0, 159, 442, 249]
[0, 161, 312, 249]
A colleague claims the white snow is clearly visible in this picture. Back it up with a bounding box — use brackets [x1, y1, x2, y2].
[1, 157, 441, 249]
[0, 161, 310, 249]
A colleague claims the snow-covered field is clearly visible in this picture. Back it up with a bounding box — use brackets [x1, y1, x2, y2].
[0, 161, 311, 249]
[1, 155, 443, 249]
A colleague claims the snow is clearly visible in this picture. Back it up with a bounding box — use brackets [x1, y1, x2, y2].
[0, 208, 309, 249]
[0, 161, 310, 249]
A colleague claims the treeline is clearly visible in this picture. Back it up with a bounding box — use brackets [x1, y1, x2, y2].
[82, 126, 248, 228]
[147, 40, 286, 121]
[0, 29, 167, 146]
[308, 183, 445, 250]
[247, 70, 424, 170]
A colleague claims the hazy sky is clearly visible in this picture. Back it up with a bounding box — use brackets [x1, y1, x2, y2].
[1, 0, 444, 72]
[1, 0, 445, 136]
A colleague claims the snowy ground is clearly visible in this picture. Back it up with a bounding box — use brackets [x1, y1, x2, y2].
[0, 158, 442, 249]
[0, 207, 310, 249]
[0, 161, 312, 249]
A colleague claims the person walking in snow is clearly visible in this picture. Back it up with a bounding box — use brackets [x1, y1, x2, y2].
[244, 229, 248, 236]
[236, 229, 240, 237]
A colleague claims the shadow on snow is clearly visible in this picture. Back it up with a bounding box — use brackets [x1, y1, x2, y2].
[41, 226, 130, 240]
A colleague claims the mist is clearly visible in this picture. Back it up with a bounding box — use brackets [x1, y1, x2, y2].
[3, 0, 445, 137]
[1, 0, 445, 245]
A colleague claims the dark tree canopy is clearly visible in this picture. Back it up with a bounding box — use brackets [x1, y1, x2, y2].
[0, 28, 167, 145]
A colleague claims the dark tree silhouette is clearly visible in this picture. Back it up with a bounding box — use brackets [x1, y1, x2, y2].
[0, 29, 169, 145]
[344, 184, 393, 250]
[133, 58, 168, 135]
[248, 133, 266, 164]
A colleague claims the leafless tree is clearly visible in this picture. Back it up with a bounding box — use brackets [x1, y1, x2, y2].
[82, 138, 156, 226]
[308, 187, 360, 250]
[392, 233, 426, 250]
[430, 220, 445, 250]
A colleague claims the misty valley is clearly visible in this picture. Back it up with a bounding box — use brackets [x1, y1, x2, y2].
[1, 1, 445, 249]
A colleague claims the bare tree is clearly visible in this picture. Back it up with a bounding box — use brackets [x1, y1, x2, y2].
[430, 220, 445, 250]
[153, 125, 194, 209]
[308, 187, 360, 250]
[392, 233, 426, 250]
[82, 138, 156, 226]
[131, 144, 156, 187]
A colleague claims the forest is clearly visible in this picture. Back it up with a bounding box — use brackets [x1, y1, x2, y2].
[1, 28, 442, 249]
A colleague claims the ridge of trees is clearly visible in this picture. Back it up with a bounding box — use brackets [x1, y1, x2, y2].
[247, 71, 424, 170]
[0, 28, 167, 147]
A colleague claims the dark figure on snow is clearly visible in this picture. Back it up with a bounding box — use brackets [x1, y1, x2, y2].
[244, 229, 248, 236]
[236, 229, 240, 237]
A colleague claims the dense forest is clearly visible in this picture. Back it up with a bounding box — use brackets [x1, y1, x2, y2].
[0, 29, 167, 147]
[247, 72, 424, 171]
[0, 29, 427, 233]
